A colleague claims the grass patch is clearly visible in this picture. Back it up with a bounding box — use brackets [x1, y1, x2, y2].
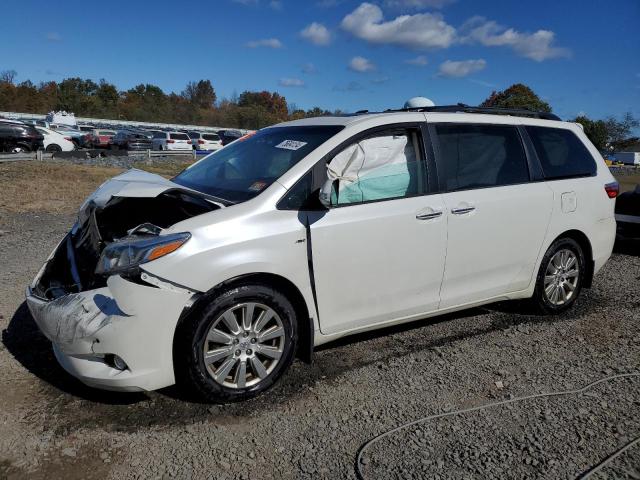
[614, 172, 640, 193]
[0, 161, 190, 215]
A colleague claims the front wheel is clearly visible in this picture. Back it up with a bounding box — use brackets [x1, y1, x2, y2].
[175, 284, 298, 402]
[531, 237, 585, 314]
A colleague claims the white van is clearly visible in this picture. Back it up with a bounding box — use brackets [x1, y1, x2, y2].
[152, 131, 192, 151]
[26, 106, 618, 402]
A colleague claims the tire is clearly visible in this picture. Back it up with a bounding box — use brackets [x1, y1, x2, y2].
[45, 144, 62, 152]
[11, 144, 31, 153]
[175, 284, 298, 403]
[531, 237, 585, 314]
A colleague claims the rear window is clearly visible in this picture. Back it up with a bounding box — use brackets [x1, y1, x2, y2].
[203, 134, 220, 141]
[434, 124, 530, 191]
[170, 133, 190, 140]
[526, 126, 596, 179]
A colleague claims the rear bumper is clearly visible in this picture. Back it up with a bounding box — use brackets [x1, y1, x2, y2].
[26, 274, 194, 392]
[166, 144, 192, 151]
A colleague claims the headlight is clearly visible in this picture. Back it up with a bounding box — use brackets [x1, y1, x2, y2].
[95, 232, 191, 275]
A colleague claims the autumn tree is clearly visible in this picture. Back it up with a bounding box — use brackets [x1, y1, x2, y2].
[481, 83, 551, 113]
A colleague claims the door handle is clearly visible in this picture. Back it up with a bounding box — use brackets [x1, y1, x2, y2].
[416, 211, 443, 220]
[451, 206, 476, 215]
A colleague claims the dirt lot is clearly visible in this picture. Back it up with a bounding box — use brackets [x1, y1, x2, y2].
[0, 162, 639, 479]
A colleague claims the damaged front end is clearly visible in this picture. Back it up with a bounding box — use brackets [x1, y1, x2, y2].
[25, 169, 221, 391]
[33, 171, 222, 300]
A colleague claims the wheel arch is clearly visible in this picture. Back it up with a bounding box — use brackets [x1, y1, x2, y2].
[550, 229, 594, 288]
[174, 272, 314, 369]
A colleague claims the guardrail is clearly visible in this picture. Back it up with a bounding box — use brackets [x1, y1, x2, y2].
[0, 149, 205, 163]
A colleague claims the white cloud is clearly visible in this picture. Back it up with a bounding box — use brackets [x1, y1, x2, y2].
[384, 0, 455, 10]
[438, 59, 486, 78]
[461, 16, 570, 62]
[269, 0, 283, 9]
[300, 22, 332, 46]
[232, 0, 259, 4]
[405, 55, 428, 66]
[301, 63, 318, 74]
[245, 38, 283, 48]
[371, 76, 391, 84]
[341, 2, 456, 50]
[46, 32, 62, 42]
[279, 77, 305, 87]
[349, 56, 376, 72]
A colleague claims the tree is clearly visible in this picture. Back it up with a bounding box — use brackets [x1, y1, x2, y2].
[480, 83, 551, 113]
[0, 70, 17, 84]
[182, 80, 216, 109]
[604, 112, 639, 145]
[572, 115, 608, 150]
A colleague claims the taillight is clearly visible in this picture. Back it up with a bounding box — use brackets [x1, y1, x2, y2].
[604, 181, 619, 199]
[198, 139, 205, 144]
[167, 139, 175, 143]
[64, 137, 72, 141]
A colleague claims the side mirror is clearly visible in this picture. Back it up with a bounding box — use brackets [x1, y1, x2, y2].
[319, 179, 335, 208]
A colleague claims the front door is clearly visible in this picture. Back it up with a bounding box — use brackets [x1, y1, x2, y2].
[309, 126, 447, 335]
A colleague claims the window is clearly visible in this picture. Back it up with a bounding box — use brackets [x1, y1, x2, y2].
[326, 129, 424, 206]
[170, 133, 190, 140]
[435, 124, 529, 191]
[526, 126, 596, 179]
[203, 133, 220, 141]
[153, 132, 165, 139]
[173, 125, 343, 203]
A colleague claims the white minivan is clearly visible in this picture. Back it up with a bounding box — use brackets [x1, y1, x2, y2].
[152, 131, 192, 151]
[26, 106, 618, 402]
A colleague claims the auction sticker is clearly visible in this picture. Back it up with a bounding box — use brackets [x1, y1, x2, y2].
[248, 181, 268, 192]
[275, 140, 307, 150]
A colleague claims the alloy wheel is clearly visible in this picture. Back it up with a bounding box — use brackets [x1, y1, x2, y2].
[543, 249, 580, 306]
[203, 302, 285, 389]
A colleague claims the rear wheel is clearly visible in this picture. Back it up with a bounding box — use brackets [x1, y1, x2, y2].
[45, 144, 62, 152]
[531, 237, 585, 314]
[175, 284, 297, 403]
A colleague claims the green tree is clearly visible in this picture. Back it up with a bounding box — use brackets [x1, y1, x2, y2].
[604, 112, 639, 146]
[182, 80, 217, 109]
[572, 115, 608, 150]
[480, 83, 551, 113]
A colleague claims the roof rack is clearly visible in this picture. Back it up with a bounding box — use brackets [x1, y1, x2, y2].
[383, 103, 561, 121]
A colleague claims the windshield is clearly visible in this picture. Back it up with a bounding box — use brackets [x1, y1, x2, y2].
[173, 125, 343, 203]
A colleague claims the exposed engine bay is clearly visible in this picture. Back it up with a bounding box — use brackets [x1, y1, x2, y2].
[34, 182, 220, 300]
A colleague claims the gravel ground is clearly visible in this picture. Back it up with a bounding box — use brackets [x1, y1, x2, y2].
[0, 211, 638, 480]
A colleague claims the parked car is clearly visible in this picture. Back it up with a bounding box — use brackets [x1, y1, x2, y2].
[0, 119, 44, 152]
[152, 131, 192, 151]
[615, 184, 640, 239]
[111, 130, 153, 150]
[188, 131, 223, 151]
[35, 127, 76, 152]
[92, 129, 117, 149]
[26, 105, 617, 402]
[218, 129, 244, 146]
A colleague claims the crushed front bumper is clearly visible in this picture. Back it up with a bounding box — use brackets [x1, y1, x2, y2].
[26, 274, 194, 392]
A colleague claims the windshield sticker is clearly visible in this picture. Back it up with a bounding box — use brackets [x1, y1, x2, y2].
[275, 140, 307, 151]
[248, 181, 268, 192]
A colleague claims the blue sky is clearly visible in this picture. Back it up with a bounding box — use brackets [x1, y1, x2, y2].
[1, 0, 639, 121]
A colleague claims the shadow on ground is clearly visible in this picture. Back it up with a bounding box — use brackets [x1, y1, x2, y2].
[1, 290, 589, 430]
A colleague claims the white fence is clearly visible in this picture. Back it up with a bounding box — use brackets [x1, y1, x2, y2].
[0, 149, 200, 163]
